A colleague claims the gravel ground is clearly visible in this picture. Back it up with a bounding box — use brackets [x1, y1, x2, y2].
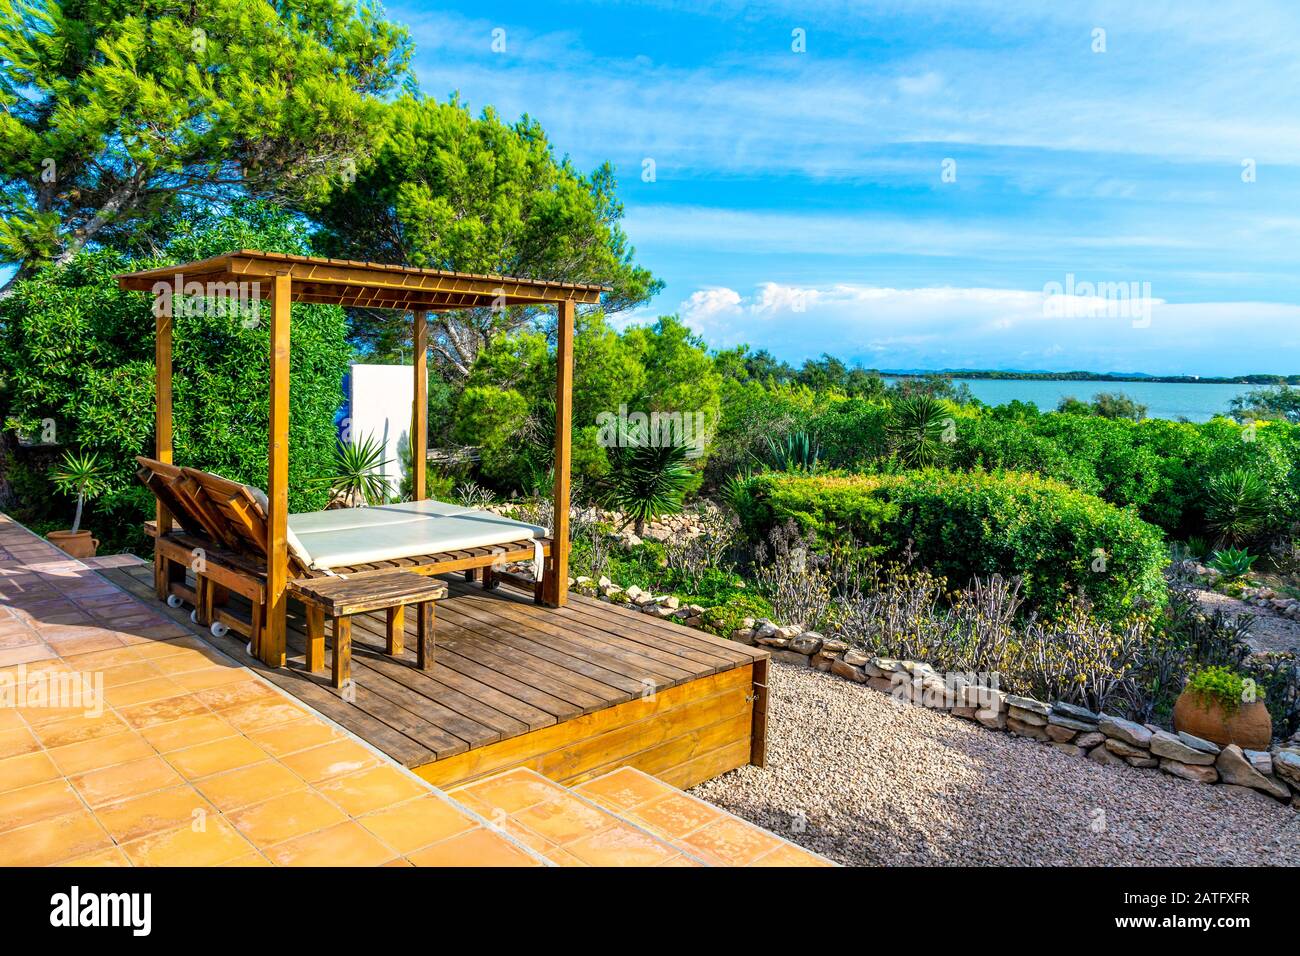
[1193, 586, 1300, 655]
[690, 662, 1300, 866]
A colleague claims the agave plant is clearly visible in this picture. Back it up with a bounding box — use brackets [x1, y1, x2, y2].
[49, 449, 111, 533]
[887, 395, 953, 468]
[762, 430, 820, 473]
[315, 433, 393, 506]
[1204, 467, 1271, 545]
[1208, 546, 1257, 579]
[601, 424, 692, 536]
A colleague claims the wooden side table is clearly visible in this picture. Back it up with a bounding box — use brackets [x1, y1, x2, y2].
[288, 572, 449, 689]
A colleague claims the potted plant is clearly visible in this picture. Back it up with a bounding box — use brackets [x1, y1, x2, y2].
[47, 449, 111, 559]
[1172, 664, 1272, 749]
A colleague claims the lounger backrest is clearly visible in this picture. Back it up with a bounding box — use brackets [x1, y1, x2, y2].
[136, 457, 221, 544]
[178, 467, 271, 560]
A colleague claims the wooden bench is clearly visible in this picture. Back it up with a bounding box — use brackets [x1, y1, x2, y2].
[288, 572, 448, 689]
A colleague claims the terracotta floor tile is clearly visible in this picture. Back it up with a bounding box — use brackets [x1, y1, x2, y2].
[118, 692, 211, 728]
[658, 854, 703, 867]
[262, 820, 397, 867]
[563, 822, 680, 867]
[138, 713, 238, 753]
[314, 764, 427, 816]
[0, 643, 56, 667]
[220, 852, 272, 867]
[0, 750, 60, 792]
[63, 846, 132, 866]
[451, 768, 568, 815]
[679, 816, 784, 867]
[30, 711, 126, 750]
[279, 740, 379, 784]
[194, 761, 307, 813]
[512, 793, 614, 846]
[48, 731, 155, 776]
[573, 766, 674, 811]
[0, 707, 26, 731]
[94, 785, 214, 843]
[130, 636, 207, 660]
[0, 810, 112, 866]
[194, 679, 281, 712]
[219, 698, 310, 733]
[149, 648, 227, 677]
[70, 755, 183, 808]
[357, 796, 477, 855]
[228, 789, 348, 848]
[59, 646, 146, 669]
[0, 779, 83, 833]
[244, 717, 342, 757]
[406, 826, 542, 867]
[98, 660, 165, 689]
[629, 792, 723, 839]
[166, 736, 269, 779]
[748, 842, 833, 867]
[172, 665, 250, 693]
[120, 815, 255, 867]
[542, 847, 590, 866]
[103, 675, 189, 708]
[0, 726, 39, 760]
[46, 633, 125, 657]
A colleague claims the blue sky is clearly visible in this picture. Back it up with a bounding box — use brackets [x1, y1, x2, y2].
[386, 0, 1300, 376]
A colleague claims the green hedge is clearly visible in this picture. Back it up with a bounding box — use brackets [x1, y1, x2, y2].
[0, 203, 349, 553]
[735, 469, 1169, 621]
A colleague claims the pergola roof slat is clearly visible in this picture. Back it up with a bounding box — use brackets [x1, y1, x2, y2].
[116, 249, 610, 310]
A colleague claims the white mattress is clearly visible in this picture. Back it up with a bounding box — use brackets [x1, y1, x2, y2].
[285, 504, 546, 572]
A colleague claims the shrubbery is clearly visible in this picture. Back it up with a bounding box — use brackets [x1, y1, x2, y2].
[733, 469, 1169, 621]
[0, 204, 349, 552]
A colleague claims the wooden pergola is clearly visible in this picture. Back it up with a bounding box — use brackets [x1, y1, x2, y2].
[118, 250, 608, 668]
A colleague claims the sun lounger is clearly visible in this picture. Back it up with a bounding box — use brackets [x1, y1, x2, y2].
[136, 456, 551, 655]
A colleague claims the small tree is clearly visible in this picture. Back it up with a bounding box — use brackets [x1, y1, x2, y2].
[49, 450, 110, 533]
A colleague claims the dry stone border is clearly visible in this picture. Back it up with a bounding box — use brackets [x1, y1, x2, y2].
[526, 570, 1300, 808]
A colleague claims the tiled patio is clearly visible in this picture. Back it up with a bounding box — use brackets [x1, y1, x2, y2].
[0, 514, 830, 867]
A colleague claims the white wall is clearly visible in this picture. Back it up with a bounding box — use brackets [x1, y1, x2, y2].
[345, 364, 421, 499]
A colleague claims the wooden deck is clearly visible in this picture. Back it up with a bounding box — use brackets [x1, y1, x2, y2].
[102, 563, 769, 790]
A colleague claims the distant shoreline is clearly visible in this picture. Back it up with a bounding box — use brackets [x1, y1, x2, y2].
[880, 370, 1299, 386]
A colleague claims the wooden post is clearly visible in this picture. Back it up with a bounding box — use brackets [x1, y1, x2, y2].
[153, 294, 174, 599]
[412, 310, 428, 500]
[263, 273, 292, 667]
[544, 299, 574, 606]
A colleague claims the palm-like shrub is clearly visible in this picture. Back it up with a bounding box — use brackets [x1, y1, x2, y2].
[1208, 546, 1257, 579]
[601, 425, 692, 536]
[887, 395, 952, 467]
[49, 450, 111, 533]
[762, 431, 820, 473]
[1203, 467, 1270, 545]
[314, 433, 393, 506]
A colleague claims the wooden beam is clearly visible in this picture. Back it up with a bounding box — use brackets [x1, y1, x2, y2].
[153, 292, 174, 599]
[263, 272, 292, 667]
[412, 310, 428, 501]
[544, 299, 575, 606]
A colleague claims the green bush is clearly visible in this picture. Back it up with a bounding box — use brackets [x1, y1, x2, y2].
[734, 469, 1169, 621]
[0, 203, 349, 552]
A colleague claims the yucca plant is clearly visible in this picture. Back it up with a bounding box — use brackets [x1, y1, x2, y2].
[887, 395, 952, 468]
[601, 424, 692, 536]
[762, 430, 820, 473]
[49, 449, 111, 533]
[1204, 467, 1271, 545]
[314, 433, 393, 506]
[1208, 546, 1257, 579]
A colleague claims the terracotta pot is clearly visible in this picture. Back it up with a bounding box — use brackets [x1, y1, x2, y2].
[46, 530, 100, 560]
[1172, 690, 1272, 750]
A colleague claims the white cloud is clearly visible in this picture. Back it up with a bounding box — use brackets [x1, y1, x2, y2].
[673, 281, 1300, 375]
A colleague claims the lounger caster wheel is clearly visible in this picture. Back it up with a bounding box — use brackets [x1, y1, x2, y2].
[190, 610, 199, 624]
[166, 594, 183, 608]
[210, 622, 229, 638]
